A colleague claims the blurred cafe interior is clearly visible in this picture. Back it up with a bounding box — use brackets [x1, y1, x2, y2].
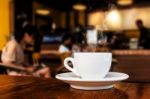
[1, 0, 150, 80]
[1, 0, 150, 92]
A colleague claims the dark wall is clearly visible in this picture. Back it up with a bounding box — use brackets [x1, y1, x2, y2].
[14, 0, 33, 35]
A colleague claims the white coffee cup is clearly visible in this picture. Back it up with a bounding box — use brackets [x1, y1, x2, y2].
[64, 52, 112, 79]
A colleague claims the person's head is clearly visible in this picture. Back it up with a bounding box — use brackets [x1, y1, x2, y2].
[62, 34, 72, 46]
[136, 19, 144, 29]
[15, 25, 36, 43]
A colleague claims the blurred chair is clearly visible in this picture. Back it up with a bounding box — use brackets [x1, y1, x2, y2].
[32, 52, 41, 66]
[56, 52, 71, 74]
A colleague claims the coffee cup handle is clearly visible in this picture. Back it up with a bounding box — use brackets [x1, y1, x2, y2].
[64, 57, 80, 76]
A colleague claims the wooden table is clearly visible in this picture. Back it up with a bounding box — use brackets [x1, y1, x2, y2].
[0, 75, 149, 99]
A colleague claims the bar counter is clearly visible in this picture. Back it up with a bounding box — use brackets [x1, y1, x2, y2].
[113, 50, 150, 55]
[0, 75, 149, 99]
[112, 50, 150, 82]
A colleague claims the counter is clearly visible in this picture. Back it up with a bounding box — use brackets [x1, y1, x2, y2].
[112, 50, 150, 82]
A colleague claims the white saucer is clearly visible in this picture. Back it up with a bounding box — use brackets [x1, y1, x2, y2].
[56, 72, 129, 90]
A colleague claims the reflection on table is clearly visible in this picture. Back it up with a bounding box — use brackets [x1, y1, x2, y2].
[0, 75, 149, 99]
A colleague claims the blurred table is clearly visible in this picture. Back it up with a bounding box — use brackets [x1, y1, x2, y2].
[40, 50, 61, 61]
[0, 75, 150, 99]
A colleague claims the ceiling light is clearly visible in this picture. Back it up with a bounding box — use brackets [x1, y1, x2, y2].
[36, 9, 50, 15]
[73, 4, 87, 11]
[117, 0, 133, 5]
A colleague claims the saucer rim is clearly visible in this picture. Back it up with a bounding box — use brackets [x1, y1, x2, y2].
[56, 72, 129, 82]
[70, 85, 114, 90]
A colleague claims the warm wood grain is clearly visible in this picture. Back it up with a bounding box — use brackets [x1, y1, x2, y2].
[0, 75, 149, 99]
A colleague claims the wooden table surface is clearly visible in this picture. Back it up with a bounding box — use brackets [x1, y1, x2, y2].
[0, 75, 149, 99]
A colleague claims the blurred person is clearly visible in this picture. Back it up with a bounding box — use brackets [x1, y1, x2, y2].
[58, 34, 72, 54]
[72, 43, 81, 53]
[57, 34, 73, 73]
[109, 32, 129, 49]
[1, 26, 51, 78]
[136, 19, 150, 49]
[73, 24, 85, 45]
[71, 35, 81, 53]
[24, 25, 43, 65]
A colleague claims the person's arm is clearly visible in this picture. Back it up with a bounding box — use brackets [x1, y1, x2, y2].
[1, 42, 33, 73]
[0, 63, 27, 72]
[1, 42, 17, 64]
